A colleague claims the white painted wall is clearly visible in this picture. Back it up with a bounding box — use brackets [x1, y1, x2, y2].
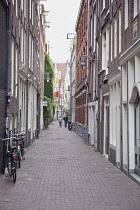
[28, 84, 37, 140]
[18, 79, 26, 132]
[122, 64, 128, 169]
[103, 95, 109, 155]
[128, 59, 135, 170]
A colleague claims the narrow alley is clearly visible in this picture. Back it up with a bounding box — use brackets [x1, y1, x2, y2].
[0, 121, 140, 210]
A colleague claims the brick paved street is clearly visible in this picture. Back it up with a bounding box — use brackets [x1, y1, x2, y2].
[0, 121, 140, 210]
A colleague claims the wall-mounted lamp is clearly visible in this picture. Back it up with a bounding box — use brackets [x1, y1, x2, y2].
[81, 55, 99, 68]
[81, 56, 86, 68]
[45, 72, 50, 82]
[66, 33, 76, 39]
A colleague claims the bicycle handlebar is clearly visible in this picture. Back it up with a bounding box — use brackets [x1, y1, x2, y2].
[2, 137, 16, 141]
[11, 133, 25, 137]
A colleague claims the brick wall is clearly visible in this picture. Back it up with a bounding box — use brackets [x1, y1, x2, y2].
[0, 2, 7, 171]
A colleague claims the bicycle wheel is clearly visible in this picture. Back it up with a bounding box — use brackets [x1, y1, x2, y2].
[21, 143, 25, 160]
[7, 156, 12, 177]
[17, 155, 21, 168]
[17, 151, 21, 168]
[12, 161, 16, 183]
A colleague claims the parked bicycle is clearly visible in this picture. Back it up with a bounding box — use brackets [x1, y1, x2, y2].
[68, 121, 73, 131]
[2, 137, 18, 183]
[12, 132, 25, 168]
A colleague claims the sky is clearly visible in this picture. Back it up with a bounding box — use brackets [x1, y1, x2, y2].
[45, 0, 81, 63]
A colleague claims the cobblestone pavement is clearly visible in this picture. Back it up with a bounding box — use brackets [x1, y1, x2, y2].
[0, 121, 140, 210]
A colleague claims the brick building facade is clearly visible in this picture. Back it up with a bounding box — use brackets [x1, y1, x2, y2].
[0, 0, 8, 171]
[74, 0, 140, 183]
[97, 0, 140, 181]
[0, 0, 47, 173]
[75, 0, 89, 142]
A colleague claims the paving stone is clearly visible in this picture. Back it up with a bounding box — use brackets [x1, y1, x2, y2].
[0, 121, 140, 210]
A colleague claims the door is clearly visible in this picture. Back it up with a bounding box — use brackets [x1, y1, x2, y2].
[105, 106, 109, 155]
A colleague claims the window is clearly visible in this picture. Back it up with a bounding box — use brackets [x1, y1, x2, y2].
[106, 27, 109, 70]
[134, 0, 140, 18]
[24, 0, 26, 17]
[114, 16, 117, 57]
[102, 0, 109, 11]
[11, 40, 14, 95]
[102, 27, 109, 74]
[15, 49, 18, 98]
[92, 61, 96, 100]
[102, 0, 105, 10]
[29, 35, 31, 70]
[16, 0, 18, 17]
[21, 0, 23, 10]
[110, 23, 113, 61]
[20, 27, 24, 64]
[102, 31, 106, 70]
[125, 0, 129, 29]
[31, 39, 33, 71]
[29, 0, 32, 21]
[119, 9, 122, 53]
[29, 35, 34, 72]
[93, 10, 97, 52]
[90, 16, 93, 48]
[32, 2, 34, 24]
[105, 0, 109, 11]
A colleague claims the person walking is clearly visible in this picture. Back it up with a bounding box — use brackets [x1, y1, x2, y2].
[63, 115, 68, 127]
[58, 116, 62, 127]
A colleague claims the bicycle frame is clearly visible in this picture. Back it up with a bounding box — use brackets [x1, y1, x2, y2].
[12, 133, 25, 160]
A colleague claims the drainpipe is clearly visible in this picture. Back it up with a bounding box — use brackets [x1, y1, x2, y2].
[85, 0, 90, 144]
[94, 42, 99, 152]
[25, 0, 29, 147]
[95, 0, 101, 152]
